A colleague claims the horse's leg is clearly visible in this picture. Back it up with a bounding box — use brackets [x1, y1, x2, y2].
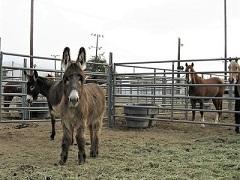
[58, 123, 73, 165]
[191, 99, 196, 121]
[235, 113, 240, 134]
[212, 99, 219, 123]
[199, 101, 205, 127]
[235, 99, 240, 134]
[76, 127, 86, 164]
[218, 99, 223, 122]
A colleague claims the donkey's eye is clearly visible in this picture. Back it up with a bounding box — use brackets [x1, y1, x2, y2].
[65, 77, 69, 82]
[30, 85, 35, 91]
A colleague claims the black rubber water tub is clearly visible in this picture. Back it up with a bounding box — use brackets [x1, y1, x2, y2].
[123, 103, 159, 128]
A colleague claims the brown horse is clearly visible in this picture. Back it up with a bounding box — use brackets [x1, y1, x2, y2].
[228, 59, 240, 133]
[51, 47, 105, 165]
[185, 63, 225, 126]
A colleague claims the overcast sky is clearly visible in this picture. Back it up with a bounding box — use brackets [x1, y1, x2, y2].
[0, 0, 240, 71]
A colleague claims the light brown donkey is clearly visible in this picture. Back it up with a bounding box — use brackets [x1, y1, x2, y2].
[51, 47, 105, 165]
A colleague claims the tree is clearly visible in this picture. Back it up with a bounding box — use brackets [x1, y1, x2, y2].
[86, 53, 107, 73]
[86, 53, 107, 84]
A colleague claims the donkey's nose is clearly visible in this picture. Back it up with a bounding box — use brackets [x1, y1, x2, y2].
[69, 96, 79, 105]
[68, 90, 79, 106]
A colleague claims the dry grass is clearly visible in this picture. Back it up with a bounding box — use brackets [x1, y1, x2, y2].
[0, 120, 239, 179]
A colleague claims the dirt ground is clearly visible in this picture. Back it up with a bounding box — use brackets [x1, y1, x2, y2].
[0, 119, 239, 179]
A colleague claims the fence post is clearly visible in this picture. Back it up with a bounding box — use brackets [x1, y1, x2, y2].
[0, 51, 3, 121]
[22, 58, 29, 120]
[112, 63, 116, 126]
[152, 68, 156, 104]
[185, 78, 189, 120]
[107, 52, 114, 127]
[171, 62, 175, 120]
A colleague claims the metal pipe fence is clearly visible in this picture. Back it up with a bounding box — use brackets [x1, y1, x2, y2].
[1, 49, 240, 130]
[0, 51, 109, 123]
[107, 56, 240, 129]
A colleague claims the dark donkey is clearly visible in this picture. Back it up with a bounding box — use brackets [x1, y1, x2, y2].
[228, 59, 240, 133]
[24, 71, 56, 140]
[54, 47, 105, 165]
[3, 74, 53, 111]
[185, 63, 225, 126]
[3, 82, 22, 110]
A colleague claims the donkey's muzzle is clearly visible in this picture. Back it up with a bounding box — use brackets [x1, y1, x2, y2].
[26, 95, 33, 105]
[69, 96, 79, 106]
[68, 90, 79, 107]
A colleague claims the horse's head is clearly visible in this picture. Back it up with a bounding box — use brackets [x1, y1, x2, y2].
[61, 47, 86, 108]
[228, 59, 240, 84]
[185, 62, 194, 84]
[24, 70, 41, 104]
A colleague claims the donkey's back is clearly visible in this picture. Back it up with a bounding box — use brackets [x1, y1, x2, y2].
[81, 83, 105, 127]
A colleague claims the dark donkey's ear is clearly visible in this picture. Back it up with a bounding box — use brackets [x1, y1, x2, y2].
[76, 47, 86, 70]
[24, 70, 30, 80]
[191, 62, 194, 67]
[61, 47, 71, 70]
[33, 70, 38, 81]
[24, 70, 27, 76]
[185, 63, 188, 67]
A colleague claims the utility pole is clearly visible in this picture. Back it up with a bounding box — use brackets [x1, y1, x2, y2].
[30, 0, 34, 74]
[177, 38, 184, 81]
[90, 33, 104, 61]
[177, 37, 184, 95]
[224, 0, 227, 81]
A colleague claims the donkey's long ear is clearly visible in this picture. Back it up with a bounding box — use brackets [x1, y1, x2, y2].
[61, 47, 71, 70]
[191, 62, 194, 67]
[76, 47, 86, 70]
[33, 70, 38, 81]
[24, 70, 30, 80]
[185, 63, 188, 67]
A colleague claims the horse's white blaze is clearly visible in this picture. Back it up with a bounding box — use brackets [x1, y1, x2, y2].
[201, 115, 205, 127]
[215, 113, 219, 123]
[69, 90, 79, 100]
[26, 95, 33, 102]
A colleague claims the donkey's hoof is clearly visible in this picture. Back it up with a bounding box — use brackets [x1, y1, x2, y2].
[235, 128, 239, 134]
[78, 153, 86, 164]
[90, 150, 98, 158]
[54, 160, 65, 166]
[78, 158, 86, 165]
[50, 134, 55, 141]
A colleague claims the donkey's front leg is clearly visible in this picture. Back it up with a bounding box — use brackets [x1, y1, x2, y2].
[50, 112, 56, 140]
[58, 123, 73, 165]
[90, 128, 100, 158]
[76, 128, 86, 165]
